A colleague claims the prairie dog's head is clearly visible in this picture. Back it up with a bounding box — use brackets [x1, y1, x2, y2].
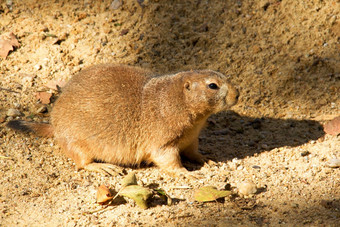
[179, 70, 239, 115]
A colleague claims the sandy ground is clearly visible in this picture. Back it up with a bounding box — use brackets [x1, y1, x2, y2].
[0, 0, 339, 226]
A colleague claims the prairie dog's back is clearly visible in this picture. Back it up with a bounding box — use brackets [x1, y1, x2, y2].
[51, 64, 153, 145]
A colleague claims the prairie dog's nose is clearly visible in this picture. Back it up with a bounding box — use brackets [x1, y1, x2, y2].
[226, 84, 239, 107]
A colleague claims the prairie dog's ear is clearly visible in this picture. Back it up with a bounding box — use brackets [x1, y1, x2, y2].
[184, 81, 191, 91]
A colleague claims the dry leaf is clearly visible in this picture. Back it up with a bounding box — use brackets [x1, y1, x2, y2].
[324, 116, 340, 135]
[44, 80, 66, 91]
[96, 185, 114, 205]
[194, 186, 232, 202]
[36, 92, 52, 104]
[121, 172, 137, 187]
[0, 32, 20, 58]
[120, 185, 152, 209]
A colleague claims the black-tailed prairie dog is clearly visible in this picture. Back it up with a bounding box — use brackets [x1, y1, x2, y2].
[8, 64, 239, 174]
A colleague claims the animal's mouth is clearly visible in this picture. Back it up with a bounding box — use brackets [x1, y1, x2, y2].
[227, 97, 238, 107]
[226, 87, 239, 107]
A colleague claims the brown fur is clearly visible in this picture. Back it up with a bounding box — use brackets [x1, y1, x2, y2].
[8, 64, 239, 173]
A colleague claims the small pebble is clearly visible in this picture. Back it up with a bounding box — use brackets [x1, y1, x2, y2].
[13, 103, 21, 108]
[291, 203, 299, 208]
[252, 165, 261, 169]
[6, 0, 13, 10]
[110, 0, 121, 10]
[6, 108, 22, 117]
[300, 151, 310, 157]
[237, 181, 257, 196]
[34, 64, 42, 70]
[326, 158, 340, 168]
[329, 15, 337, 25]
[232, 158, 240, 164]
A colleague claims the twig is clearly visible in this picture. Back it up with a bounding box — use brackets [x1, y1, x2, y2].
[84, 204, 115, 215]
[0, 87, 20, 93]
[170, 186, 192, 189]
[0, 155, 11, 159]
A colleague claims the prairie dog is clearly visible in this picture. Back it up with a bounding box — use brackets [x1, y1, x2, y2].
[7, 64, 239, 174]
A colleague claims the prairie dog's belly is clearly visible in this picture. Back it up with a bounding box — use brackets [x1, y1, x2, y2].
[91, 139, 142, 165]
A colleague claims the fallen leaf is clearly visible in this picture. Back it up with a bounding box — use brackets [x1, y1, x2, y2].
[96, 185, 114, 205]
[120, 29, 129, 36]
[194, 186, 232, 202]
[120, 185, 152, 209]
[324, 116, 340, 135]
[44, 80, 66, 91]
[121, 172, 137, 187]
[154, 188, 172, 206]
[36, 92, 52, 104]
[0, 32, 20, 58]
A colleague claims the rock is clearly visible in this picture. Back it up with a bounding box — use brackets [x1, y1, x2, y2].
[326, 158, 340, 168]
[329, 15, 337, 25]
[300, 151, 310, 157]
[323, 116, 340, 135]
[110, 0, 121, 10]
[252, 165, 261, 169]
[120, 29, 129, 36]
[6, 108, 22, 117]
[13, 102, 21, 108]
[34, 64, 42, 70]
[21, 74, 34, 84]
[232, 158, 240, 164]
[6, 0, 13, 10]
[237, 181, 257, 196]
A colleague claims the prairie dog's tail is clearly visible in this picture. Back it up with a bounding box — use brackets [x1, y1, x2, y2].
[7, 120, 54, 138]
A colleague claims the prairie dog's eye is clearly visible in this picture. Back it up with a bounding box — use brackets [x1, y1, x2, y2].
[208, 83, 219, 90]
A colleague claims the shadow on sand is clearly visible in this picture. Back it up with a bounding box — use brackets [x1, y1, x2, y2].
[190, 111, 325, 165]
